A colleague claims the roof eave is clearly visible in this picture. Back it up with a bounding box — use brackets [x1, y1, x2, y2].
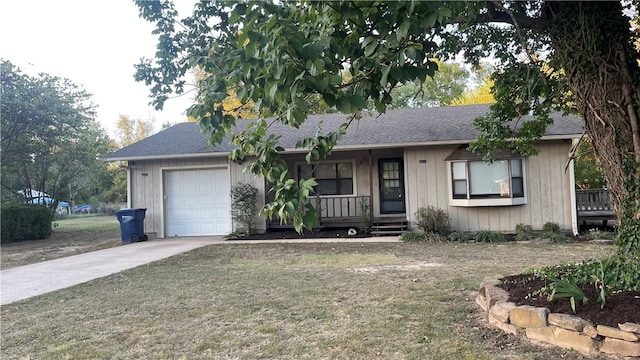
[102, 133, 581, 162]
[325, 134, 581, 152]
[101, 152, 230, 162]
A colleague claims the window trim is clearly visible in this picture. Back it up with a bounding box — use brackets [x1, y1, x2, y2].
[295, 160, 357, 197]
[448, 159, 527, 207]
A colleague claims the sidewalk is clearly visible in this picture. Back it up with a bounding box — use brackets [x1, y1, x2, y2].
[1, 236, 399, 305]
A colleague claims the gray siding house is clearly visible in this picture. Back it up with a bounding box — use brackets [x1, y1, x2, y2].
[103, 104, 584, 238]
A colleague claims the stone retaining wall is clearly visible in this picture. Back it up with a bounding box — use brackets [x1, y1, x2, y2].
[477, 280, 640, 358]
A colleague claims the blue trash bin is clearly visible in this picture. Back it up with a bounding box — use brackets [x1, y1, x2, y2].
[116, 208, 148, 243]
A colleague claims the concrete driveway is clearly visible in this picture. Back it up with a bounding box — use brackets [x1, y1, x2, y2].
[1, 236, 399, 306]
[0, 237, 224, 305]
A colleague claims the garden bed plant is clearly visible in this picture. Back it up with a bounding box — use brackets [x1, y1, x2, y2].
[498, 253, 640, 328]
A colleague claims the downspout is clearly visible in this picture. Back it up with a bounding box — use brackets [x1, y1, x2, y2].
[568, 152, 579, 236]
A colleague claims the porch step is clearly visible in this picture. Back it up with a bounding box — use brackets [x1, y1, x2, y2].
[372, 225, 407, 229]
[370, 230, 407, 236]
[370, 218, 408, 236]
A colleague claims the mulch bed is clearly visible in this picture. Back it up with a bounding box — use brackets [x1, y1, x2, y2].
[498, 274, 640, 328]
[229, 228, 373, 240]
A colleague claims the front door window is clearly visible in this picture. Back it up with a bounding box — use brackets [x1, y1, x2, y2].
[379, 158, 405, 214]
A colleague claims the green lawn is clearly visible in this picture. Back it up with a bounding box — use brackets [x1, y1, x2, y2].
[54, 214, 121, 232]
[0, 241, 614, 359]
[0, 215, 121, 269]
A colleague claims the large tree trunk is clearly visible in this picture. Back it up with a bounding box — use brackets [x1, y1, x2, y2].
[547, 2, 640, 254]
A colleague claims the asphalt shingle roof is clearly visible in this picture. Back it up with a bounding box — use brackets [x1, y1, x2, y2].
[103, 104, 584, 161]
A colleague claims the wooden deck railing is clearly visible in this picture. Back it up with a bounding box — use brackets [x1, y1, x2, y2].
[576, 188, 616, 221]
[576, 189, 612, 211]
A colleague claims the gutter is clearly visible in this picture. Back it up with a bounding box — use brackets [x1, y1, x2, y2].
[102, 152, 230, 162]
[569, 147, 579, 235]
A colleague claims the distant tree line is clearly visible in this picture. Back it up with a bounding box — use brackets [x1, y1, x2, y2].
[0, 60, 156, 209]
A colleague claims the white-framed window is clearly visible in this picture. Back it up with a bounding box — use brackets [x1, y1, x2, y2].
[449, 159, 526, 206]
[297, 161, 354, 196]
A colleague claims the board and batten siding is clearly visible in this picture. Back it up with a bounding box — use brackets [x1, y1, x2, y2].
[129, 156, 265, 238]
[404, 141, 574, 233]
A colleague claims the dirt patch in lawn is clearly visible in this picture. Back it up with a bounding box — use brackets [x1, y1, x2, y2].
[498, 274, 640, 328]
[54, 246, 85, 254]
[354, 261, 443, 273]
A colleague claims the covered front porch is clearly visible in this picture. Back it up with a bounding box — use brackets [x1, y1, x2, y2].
[266, 148, 409, 234]
[268, 194, 408, 234]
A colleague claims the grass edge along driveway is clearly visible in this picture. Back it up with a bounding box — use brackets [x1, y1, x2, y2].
[0, 215, 121, 269]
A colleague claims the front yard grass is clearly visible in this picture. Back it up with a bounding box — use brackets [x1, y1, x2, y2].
[0, 241, 614, 359]
[0, 215, 121, 269]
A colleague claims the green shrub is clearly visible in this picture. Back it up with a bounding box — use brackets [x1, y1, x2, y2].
[230, 182, 259, 235]
[358, 197, 372, 234]
[1, 204, 54, 243]
[473, 230, 506, 243]
[515, 223, 533, 241]
[399, 231, 426, 242]
[541, 231, 569, 243]
[414, 206, 451, 235]
[542, 222, 560, 233]
[448, 232, 474, 243]
[399, 231, 445, 242]
[586, 228, 616, 240]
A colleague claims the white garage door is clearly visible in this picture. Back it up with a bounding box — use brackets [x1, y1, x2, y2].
[165, 168, 231, 237]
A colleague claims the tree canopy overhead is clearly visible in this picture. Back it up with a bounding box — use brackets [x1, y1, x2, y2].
[135, 1, 639, 254]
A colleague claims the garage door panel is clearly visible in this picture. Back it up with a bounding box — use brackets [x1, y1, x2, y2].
[183, 171, 198, 181]
[180, 184, 200, 195]
[183, 209, 201, 219]
[199, 209, 215, 220]
[213, 209, 228, 218]
[181, 195, 202, 206]
[167, 182, 182, 193]
[165, 168, 231, 237]
[200, 224, 215, 233]
[178, 224, 199, 234]
[199, 181, 215, 192]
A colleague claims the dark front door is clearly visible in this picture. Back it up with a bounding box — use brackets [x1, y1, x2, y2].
[379, 158, 406, 214]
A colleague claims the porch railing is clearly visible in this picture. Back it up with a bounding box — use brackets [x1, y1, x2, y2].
[307, 195, 371, 219]
[576, 189, 612, 211]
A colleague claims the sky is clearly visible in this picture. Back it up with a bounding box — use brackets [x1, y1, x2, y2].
[1, 0, 196, 138]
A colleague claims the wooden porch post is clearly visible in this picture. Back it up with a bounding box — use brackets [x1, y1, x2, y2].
[368, 149, 374, 224]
